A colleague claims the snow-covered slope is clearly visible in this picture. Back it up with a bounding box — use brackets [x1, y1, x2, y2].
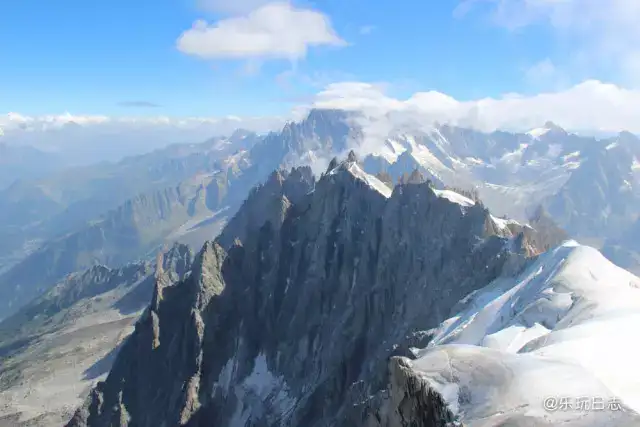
[402, 241, 640, 424]
[360, 122, 593, 222]
[328, 161, 393, 198]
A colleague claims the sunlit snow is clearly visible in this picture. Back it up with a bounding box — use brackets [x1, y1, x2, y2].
[527, 127, 551, 139]
[416, 241, 640, 422]
[432, 189, 475, 207]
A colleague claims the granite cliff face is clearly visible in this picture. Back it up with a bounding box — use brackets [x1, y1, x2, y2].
[67, 155, 547, 427]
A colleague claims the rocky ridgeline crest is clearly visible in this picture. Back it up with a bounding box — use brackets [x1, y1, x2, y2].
[67, 155, 551, 427]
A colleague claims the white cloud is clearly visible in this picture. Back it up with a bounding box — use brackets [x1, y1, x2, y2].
[310, 79, 640, 134]
[305, 78, 640, 161]
[177, 2, 345, 61]
[458, 0, 640, 86]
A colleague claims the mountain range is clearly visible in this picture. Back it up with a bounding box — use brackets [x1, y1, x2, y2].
[65, 156, 640, 426]
[3, 109, 638, 280]
[0, 109, 639, 425]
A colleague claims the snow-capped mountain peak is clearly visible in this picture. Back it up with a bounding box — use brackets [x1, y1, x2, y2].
[526, 121, 567, 140]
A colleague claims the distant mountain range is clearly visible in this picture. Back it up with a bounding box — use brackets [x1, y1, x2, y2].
[0, 113, 283, 165]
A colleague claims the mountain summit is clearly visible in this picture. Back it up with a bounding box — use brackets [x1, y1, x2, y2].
[66, 155, 558, 427]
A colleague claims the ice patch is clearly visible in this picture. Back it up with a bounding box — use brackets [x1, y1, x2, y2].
[564, 161, 581, 170]
[432, 189, 475, 207]
[223, 353, 297, 427]
[490, 215, 522, 231]
[212, 356, 237, 397]
[387, 138, 407, 153]
[346, 162, 393, 198]
[499, 143, 529, 164]
[562, 151, 581, 160]
[465, 157, 484, 165]
[404, 134, 451, 175]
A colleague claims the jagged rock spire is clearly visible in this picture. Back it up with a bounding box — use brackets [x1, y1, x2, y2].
[151, 250, 165, 314]
[326, 156, 339, 173]
[347, 149, 358, 163]
[267, 169, 286, 186]
[155, 250, 165, 279]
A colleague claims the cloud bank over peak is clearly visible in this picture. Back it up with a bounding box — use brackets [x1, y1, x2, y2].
[311, 79, 640, 134]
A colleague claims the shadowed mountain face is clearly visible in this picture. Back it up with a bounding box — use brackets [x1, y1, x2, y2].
[66, 157, 548, 427]
[0, 243, 193, 427]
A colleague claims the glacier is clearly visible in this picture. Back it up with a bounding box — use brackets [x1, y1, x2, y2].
[396, 240, 640, 425]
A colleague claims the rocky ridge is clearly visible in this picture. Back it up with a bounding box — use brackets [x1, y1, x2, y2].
[66, 154, 552, 427]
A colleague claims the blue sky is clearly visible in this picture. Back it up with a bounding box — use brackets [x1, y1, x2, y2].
[1, 0, 638, 118]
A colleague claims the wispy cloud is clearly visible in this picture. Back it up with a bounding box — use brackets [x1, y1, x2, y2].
[118, 101, 162, 108]
[457, 0, 640, 87]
